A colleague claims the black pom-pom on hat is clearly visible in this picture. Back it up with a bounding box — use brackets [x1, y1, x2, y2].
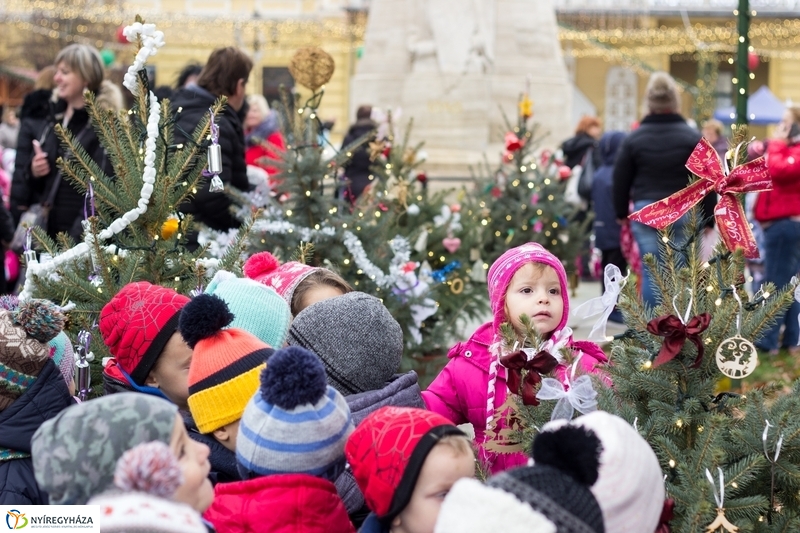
[178, 293, 234, 348]
[532, 425, 603, 487]
[260, 346, 327, 409]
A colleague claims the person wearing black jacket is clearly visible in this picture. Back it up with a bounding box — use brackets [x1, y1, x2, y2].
[561, 115, 602, 170]
[170, 47, 252, 235]
[613, 71, 715, 307]
[11, 46, 119, 242]
[339, 105, 377, 202]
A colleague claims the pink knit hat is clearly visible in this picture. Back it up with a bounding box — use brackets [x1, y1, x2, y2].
[243, 252, 319, 309]
[487, 242, 570, 336]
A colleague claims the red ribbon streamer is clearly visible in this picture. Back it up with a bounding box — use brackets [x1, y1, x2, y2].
[500, 350, 558, 406]
[655, 499, 675, 533]
[629, 138, 772, 259]
[647, 313, 712, 368]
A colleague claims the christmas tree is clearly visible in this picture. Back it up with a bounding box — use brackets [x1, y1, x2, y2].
[20, 19, 252, 380]
[469, 94, 588, 274]
[507, 135, 800, 531]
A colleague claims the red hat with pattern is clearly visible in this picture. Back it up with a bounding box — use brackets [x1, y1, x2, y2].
[345, 406, 465, 523]
[243, 252, 319, 309]
[99, 282, 190, 386]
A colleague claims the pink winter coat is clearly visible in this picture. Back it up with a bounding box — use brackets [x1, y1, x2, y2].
[422, 322, 608, 474]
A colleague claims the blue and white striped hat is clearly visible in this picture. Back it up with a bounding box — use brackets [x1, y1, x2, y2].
[236, 346, 354, 481]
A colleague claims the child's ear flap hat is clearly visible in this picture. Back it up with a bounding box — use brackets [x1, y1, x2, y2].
[345, 406, 466, 525]
[487, 242, 569, 334]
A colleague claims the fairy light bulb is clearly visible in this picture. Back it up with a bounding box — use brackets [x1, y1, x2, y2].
[669, 459, 676, 468]
[715, 297, 723, 306]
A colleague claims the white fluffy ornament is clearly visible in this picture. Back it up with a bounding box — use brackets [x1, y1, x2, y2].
[407, 204, 420, 216]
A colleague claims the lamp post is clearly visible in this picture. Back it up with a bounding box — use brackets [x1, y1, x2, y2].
[735, 0, 750, 127]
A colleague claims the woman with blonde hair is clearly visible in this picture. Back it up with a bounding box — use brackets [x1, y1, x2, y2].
[244, 93, 284, 178]
[11, 44, 120, 241]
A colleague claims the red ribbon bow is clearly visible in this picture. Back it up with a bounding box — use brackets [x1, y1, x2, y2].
[629, 138, 772, 258]
[647, 313, 712, 368]
[505, 132, 524, 152]
[499, 350, 559, 406]
[655, 499, 675, 533]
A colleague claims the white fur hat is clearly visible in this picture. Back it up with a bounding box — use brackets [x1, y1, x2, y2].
[543, 411, 666, 533]
[435, 478, 557, 533]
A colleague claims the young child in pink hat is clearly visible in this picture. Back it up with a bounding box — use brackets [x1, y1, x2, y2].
[423, 242, 608, 474]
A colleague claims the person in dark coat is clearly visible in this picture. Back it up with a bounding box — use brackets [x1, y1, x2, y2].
[613, 71, 715, 308]
[591, 131, 628, 323]
[171, 47, 252, 233]
[561, 115, 602, 170]
[339, 105, 377, 202]
[11, 46, 119, 242]
[0, 301, 74, 504]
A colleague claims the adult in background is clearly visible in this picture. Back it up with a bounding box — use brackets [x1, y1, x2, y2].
[11, 45, 121, 241]
[171, 47, 252, 233]
[339, 105, 376, 202]
[175, 63, 203, 90]
[561, 115, 602, 170]
[0, 107, 20, 150]
[613, 71, 715, 308]
[754, 105, 800, 355]
[591, 131, 627, 323]
[701, 118, 728, 159]
[244, 94, 284, 179]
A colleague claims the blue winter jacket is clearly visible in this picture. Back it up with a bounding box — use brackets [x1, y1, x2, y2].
[0, 359, 74, 504]
[592, 131, 627, 251]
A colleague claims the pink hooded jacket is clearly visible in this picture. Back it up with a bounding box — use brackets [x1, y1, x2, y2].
[422, 243, 608, 474]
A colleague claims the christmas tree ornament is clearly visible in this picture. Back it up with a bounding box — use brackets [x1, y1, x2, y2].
[204, 109, 224, 193]
[518, 95, 533, 119]
[75, 330, 94, 402]
[415, 171, 427, 184]
[499, 349, 557, 406]
[368, 139, 387, 161]
[449, 277, 464, 295]
[442, 236, 461, 254]
[558, 165, 572, 180]
[795, 284, 800, 346]
[715, 287, 758, 379]
[288, 47, 335, 92]
[160, 215, 180, 240]
[572, 264, 627, 341]
[413, 229, 428, 253]
[630, 138, 772, 259]
[647, 290, 712, 367]
[504, 132, 524, 152]
[406, 204, 420, 216]
[705, 468, 739, 533]
[471, 259, 487, 283]
[536, 355, 598, 421]
[23, 229, 37, 266]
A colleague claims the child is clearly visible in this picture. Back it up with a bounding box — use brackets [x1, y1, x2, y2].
[202, 270, 291, 348]
[99, 282, 192, 409]
[591, 131, 628, 323]
[178, 293, 278, 484]
[422, 242, 608, 473]
[243, 251, 352, 315]
[345, 406, 475, 533]
[435, 424, 605, 533]
[0, 300, 73, 504]
[203, 346, 355, 533]
[88, 441, 208, 533]
[287, 292, 425, 523]
[543, 411, 669, 533]
[31, 392, 213, 510]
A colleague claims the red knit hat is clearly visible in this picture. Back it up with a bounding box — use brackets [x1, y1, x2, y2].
[345, 406, 465, 522]
[99, 282, 190, 386]
[243, 252, 318, 309]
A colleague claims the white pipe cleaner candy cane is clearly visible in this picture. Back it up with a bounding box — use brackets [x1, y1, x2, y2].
[122, 22, 165, 95]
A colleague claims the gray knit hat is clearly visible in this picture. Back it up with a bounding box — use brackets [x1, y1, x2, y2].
[287, 292, 403, 395]
[31, 393, 177, 505]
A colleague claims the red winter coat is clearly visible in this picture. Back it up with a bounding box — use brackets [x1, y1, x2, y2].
[421, 322, 608, 474]
[204, 474, 355, 533]
[755, 139, 800, 223]
[245, 131, 284, 176]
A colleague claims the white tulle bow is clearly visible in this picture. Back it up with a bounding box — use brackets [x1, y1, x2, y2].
[571, 264, 626, 341]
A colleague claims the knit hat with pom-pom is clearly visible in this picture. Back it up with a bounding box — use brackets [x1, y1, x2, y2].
[243, 252, 318, 309]
[235, 346, 354, 481]
[87, 441, 206, 533]
[0, 299, 65, 411]
[179, 294, 275, 434]
[485, 425, 605, 533]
